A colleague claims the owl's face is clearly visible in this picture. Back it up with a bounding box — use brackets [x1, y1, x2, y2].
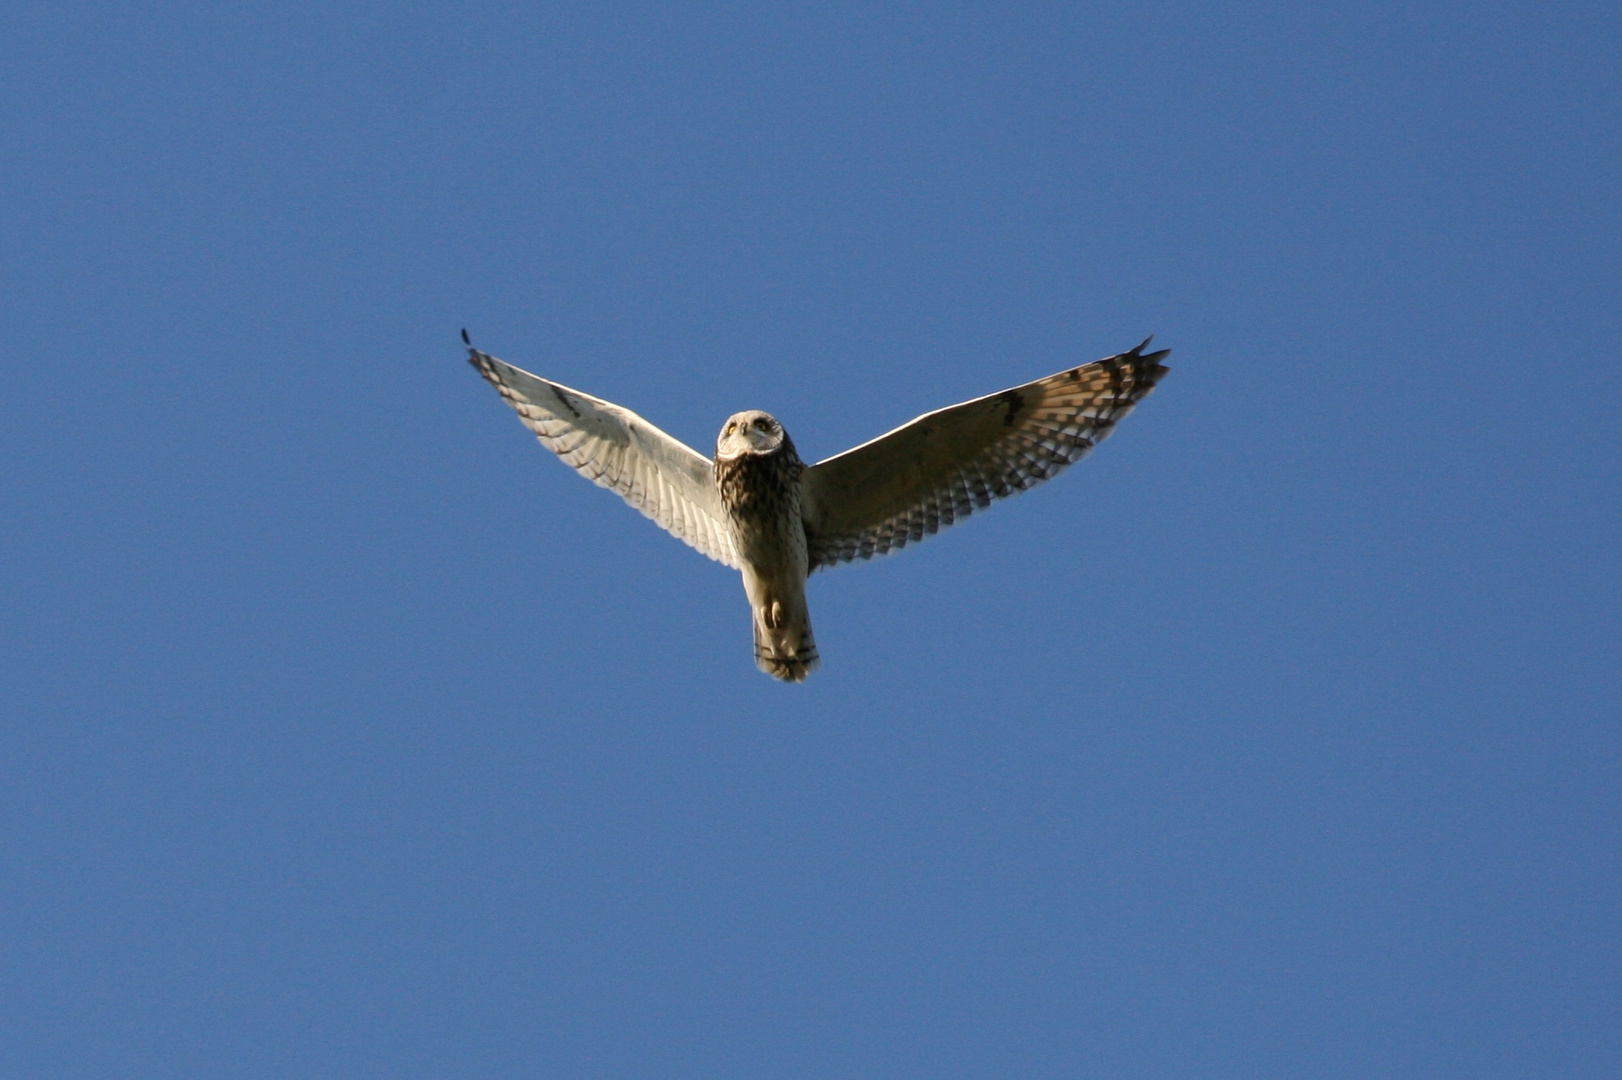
[716, 410, 787, 460]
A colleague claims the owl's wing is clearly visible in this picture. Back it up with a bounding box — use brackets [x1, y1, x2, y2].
[800, 339, 1169, 570]
[468, 347, 740, 569]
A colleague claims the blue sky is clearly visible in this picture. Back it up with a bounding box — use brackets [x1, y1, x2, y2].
[3, 2, 1618, 1076]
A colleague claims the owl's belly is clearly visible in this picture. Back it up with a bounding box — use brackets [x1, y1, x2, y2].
[729, 505, 809, 583]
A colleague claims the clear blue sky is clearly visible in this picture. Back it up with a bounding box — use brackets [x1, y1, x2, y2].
[3, 3, 1618, 1076]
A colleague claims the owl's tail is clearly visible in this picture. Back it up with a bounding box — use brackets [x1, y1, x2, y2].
[753, 597, 819, 683]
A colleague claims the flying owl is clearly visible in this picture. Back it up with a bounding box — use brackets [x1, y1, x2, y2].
[464, 333, 1168, 681]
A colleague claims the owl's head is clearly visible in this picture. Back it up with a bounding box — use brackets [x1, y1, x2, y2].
[716, 410, 787, 460]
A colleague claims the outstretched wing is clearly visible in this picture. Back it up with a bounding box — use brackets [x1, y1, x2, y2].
[800, 339, 1169, 570]
[468, 347, 740, 569]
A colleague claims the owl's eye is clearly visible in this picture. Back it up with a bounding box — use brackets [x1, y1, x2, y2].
[754, 418, 769, 431]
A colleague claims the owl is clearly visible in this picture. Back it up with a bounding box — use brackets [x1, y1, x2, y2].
[465, 332, 1168, 681]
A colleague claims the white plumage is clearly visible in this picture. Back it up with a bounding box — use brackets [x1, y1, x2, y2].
[467, 337, 1169, 680]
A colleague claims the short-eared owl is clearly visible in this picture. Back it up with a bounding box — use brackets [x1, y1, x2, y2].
[465, 334, 1169, 681]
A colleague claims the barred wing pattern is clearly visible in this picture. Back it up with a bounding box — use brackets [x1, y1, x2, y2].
[468, 348, 741, 569]
[800, 339, 1169, 570]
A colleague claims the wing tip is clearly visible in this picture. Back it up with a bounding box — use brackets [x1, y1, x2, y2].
[462, 331, 502, 383]
[1116, 337, 1170, 394]
[1127, 335, 1172, 364]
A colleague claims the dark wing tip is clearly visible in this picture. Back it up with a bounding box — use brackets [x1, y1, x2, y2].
[460, 330, 503, 382]
[1104, 337, 1170, 397]
[463, 336, 498, 382]
[1121, 337, 1171, 384]
[1127, 335, 1171, 362]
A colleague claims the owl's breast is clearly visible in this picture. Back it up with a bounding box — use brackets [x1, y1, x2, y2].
[716, 448, 808, 578]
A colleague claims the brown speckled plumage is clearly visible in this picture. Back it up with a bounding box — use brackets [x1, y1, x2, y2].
[716, 439, 803, 523]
